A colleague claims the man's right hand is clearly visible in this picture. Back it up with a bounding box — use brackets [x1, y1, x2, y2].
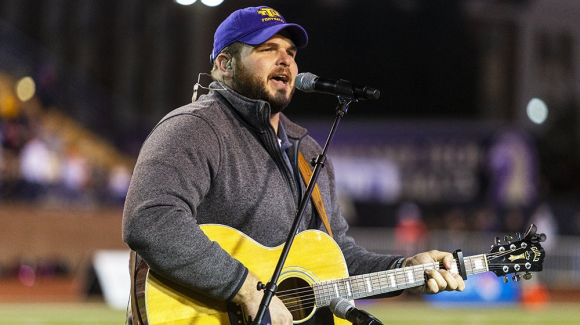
[232, 272, 293, 325]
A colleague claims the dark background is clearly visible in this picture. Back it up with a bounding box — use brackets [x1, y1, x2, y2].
[0, 0, 480, 134]
[1, 0, 578, 206]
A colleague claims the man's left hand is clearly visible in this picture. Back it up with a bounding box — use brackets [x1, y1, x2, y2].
[402, 250, 466, 294]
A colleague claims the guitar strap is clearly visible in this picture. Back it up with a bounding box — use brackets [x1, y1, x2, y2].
[298, 152, 333, 238]
[128, 250, 144, 325]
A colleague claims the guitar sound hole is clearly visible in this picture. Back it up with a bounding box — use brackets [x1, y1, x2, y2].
[278, 277, 314, 321]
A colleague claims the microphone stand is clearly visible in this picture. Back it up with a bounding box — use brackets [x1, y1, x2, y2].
[251, 87, 355, 325]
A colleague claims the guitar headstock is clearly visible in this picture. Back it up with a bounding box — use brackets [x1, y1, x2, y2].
[487, 224, 546, 283]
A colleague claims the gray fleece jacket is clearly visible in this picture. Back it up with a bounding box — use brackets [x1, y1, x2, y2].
[122, 82, 401, 309]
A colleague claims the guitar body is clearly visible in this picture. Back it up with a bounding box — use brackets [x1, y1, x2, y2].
[135, 224, 351, 325]
[133, 223, 547, 324]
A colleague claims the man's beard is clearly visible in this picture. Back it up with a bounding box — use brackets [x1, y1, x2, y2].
[231, 63, 294, 114]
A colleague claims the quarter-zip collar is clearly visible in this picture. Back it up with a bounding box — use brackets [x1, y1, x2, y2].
[209, 81, 271, 133]
[209, 81, 308, 140]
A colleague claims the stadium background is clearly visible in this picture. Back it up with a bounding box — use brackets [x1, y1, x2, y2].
[0, 0, 579, 324]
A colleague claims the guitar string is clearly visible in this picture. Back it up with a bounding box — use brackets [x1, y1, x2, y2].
[283, 275, 530, 313]
[279, 247, 519, 301]
[281, 268, 433, 312]
[286, 265, 446, 314]
[278, 254, 527, 304]
[478, 247, 538, 272]
[282, 264, 436, 313]
[280, 268, 430, 317]
[283, 271, 528, 314]
[278, 263, 439, 310]
[278, 260, 455, 305]
[277, 263, 437, 300]
[278, 247, 537, 312]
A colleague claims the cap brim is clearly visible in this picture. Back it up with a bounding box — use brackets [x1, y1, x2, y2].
[238, 23, 308, 48]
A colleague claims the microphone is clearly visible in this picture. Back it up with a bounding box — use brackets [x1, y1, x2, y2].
[329, 298, 384, 325]
[295, 72, 380, 100]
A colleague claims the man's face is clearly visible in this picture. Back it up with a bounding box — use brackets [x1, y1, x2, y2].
[231, 33, 298, 114]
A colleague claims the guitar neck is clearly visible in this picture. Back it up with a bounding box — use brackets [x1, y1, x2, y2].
[314, 254, 488, 307]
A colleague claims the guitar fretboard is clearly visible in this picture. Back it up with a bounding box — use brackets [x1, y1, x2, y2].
[314, 254, 488, 307]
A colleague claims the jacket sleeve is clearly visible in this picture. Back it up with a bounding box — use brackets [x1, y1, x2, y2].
[122, 113, 247, 302]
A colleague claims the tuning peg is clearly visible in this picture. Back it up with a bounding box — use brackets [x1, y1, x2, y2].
[516, 232, 522, 240]
[524, 224, 537, 239]
[503, 275, 508, 283]
[504, 235, 513, 243]
[512, 274, 520, 282]
[523, 272, 532, 280]
[538, 233, 547, 242]
[531, 232, 548, 243]
[494, 237, 501, 245]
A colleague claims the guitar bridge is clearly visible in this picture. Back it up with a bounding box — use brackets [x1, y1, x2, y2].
[227, 302, 245, 324]
[227, 302, 272, 325]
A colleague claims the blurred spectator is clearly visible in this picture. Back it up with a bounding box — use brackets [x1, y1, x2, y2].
[394, 202, 427, 255]
[18, 135, 59, 200]
[529, 203, 558, 252]
[0, 126, 3, 199]
[442, 207, 468, 250]
[2, 115, 29, 151]
[503, 207, 526, 233]
[472, 205, 499, 232]
[108, 164, 131, 205]
[487, 130, 538, 209]
[60, 143, 90, 203]
[36, 256, 71, 278]
[1, 70, 134, 205]
[443, 207, 468, 232]
[34, 61, 59, 108]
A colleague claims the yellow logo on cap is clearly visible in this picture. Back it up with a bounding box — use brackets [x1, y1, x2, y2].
[257, 8, 284, 23]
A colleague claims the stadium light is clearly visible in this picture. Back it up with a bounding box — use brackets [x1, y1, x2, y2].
[174, 0, 224, 6]
[527, 98, 548, 125]
[15, 76, 36, 102]
[201, 0, 224, 7]
[175, 0, 197, 5]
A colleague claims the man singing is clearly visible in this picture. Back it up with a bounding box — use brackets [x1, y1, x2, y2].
[123, 6, 464, 325]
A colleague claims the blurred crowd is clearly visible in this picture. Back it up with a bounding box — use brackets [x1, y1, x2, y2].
[2, 68, 579, 237]
[0, 256, 71, 285]
[3, 67, 580, 291]
[392, 201, 562, 251]
[0, 71, 133, 206]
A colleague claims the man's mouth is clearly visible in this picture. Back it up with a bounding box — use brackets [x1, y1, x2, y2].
[270, 74, 290, 87]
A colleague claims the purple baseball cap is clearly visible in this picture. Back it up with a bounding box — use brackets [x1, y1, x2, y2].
[210, 6, 308, 63]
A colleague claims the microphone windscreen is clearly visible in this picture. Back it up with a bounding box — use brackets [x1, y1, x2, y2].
[329, 297, 353, 319]
[295, 72, 318, 92]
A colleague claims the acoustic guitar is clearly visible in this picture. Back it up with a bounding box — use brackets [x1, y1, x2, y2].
[131, 224, 546, 324]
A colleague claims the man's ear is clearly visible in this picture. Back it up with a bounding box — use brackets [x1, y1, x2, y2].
[216, 54, 233, 79]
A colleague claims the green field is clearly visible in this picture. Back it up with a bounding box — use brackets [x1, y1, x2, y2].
[364, 301, 580, 325]
[0, 301, 578, 324]
[0, 303, 127, 325]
